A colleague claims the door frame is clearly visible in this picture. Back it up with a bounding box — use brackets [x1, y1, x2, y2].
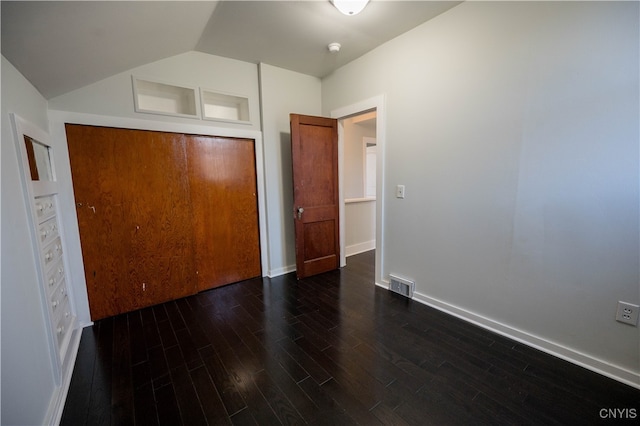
[49, 110, 269, 327]
[331, 94, 386, 288]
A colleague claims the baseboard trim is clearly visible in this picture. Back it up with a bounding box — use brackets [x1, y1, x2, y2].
[268, 243, 376, 277]
[377, 279, 639, 390]
[346, 240, 376, 257]
[268, 264, 296, 278]
[43, 326, 82, 425]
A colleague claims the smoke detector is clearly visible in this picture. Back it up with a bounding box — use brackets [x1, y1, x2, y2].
[328, 42, 341, 53]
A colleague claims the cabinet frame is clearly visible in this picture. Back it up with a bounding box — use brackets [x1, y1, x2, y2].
[10, 113, 79, 388]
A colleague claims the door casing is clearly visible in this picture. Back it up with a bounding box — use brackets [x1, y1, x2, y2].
[49, 111, 268, 326]
[331, 95, 386, 287]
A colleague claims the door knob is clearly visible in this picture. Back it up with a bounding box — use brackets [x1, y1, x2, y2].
[297, 207, 304, 220]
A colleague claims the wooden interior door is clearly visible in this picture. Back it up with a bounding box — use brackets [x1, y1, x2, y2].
[66, 125, 262, 320]
[290, 114, 340, 279]
[186, 135, 261, 291]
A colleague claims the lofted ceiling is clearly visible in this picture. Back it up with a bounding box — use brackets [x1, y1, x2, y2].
[1, 1, 461, 99]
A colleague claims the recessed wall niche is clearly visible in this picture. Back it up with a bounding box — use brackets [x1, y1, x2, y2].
[132, 76, 199, 118]
[201, 89, 250, 124]
[132, 76, 251, 125]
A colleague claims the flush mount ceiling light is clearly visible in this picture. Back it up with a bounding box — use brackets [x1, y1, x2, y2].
[328, 42, 341, 53]
[331, 0, 370, 16]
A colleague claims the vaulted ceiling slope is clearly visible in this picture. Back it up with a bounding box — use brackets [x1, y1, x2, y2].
[2, 1, 460, 100]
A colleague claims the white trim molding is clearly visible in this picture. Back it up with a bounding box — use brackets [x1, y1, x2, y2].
[331, 94, 386, 286]
[267, 264, 297, 278]
[346, 240, 376, 257]
[376, 277, 640, 390]
[44, 329, 82, 425]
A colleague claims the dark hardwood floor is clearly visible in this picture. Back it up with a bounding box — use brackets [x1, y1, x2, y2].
[61, 250, 639, 425]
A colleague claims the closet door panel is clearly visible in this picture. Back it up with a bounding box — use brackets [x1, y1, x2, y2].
[66, 125, 196, 320]
[121, 130, 196, 313]
[67, 125, 127, 320]
[186, 135, 261, 291]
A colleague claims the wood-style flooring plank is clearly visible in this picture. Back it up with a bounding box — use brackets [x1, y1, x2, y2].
[170, 364, 208, 426]
[154, 383, 182, 426]
[189, 365, 232, 425]
[62, 251, 640, 426]
[59, 327, 97, 426]
[111, 314, 134, 425]
[200, 349, 247, 417]
[252, 369, 304, 425]
[85, 319, 113, 426]
[133, 381, 158, 426]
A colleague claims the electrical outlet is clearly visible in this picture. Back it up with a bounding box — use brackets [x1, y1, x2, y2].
[615, 301, 639, 326]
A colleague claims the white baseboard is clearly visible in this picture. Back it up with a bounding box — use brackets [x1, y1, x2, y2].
[346, 240, 376, 257]
[79, 320, 94, 329]
[268, 264, 296, 278]
[44, 326, 82, 425]
[376, 279, 640, 390]
[267, 241, 375, 277]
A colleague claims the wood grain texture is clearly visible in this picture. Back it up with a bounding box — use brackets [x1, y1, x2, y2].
[290, 114, 339, 279]
[65, 125, 261, 320]
[185, 135, 261, 291]
[62, 251, 640, 426]
[24, 136, 40, 180]
[66, 125, 196, 320]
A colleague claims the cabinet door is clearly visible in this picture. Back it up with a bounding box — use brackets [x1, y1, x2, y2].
[186, 135, 261, 291]
[66, 125, 197, 320]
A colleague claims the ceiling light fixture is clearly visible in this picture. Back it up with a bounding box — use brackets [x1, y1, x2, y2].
[328, 42, 341, 53]
[331, 0, 370, 16]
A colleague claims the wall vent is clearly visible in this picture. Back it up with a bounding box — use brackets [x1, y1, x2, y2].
[389, 274, 415, 298]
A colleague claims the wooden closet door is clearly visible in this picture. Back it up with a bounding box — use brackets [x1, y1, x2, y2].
[186, 135, 261, 291]
[66, 125, 196, 320]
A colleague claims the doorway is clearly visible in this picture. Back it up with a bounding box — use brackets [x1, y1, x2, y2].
[342, 111, 377, 258]
[332, 95, 385, 287]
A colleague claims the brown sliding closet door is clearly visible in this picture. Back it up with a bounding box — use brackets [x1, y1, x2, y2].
[186, 135, 261, 291]
[66, 125, 261, 320]
[66, 126, 195, 320]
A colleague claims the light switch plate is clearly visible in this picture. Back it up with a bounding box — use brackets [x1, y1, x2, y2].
[396, 185, 405, 199]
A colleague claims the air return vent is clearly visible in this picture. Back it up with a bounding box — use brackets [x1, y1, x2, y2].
[389, 274, 415, 298]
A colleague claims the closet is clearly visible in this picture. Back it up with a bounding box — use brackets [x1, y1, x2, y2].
[65, 124, 261, 320]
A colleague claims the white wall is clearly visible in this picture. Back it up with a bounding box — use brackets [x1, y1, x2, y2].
[343, 116, 376, 256]
[322, 1, 639, 385]
[49, 51, 261, 131]
[345, 200, 376, 257]
[344, 116, 376, 199]
[1, 55, 57, 425]
[258, 63, 322, 275]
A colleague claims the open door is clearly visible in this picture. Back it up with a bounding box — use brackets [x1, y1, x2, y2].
[290, 114, 340, 279]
